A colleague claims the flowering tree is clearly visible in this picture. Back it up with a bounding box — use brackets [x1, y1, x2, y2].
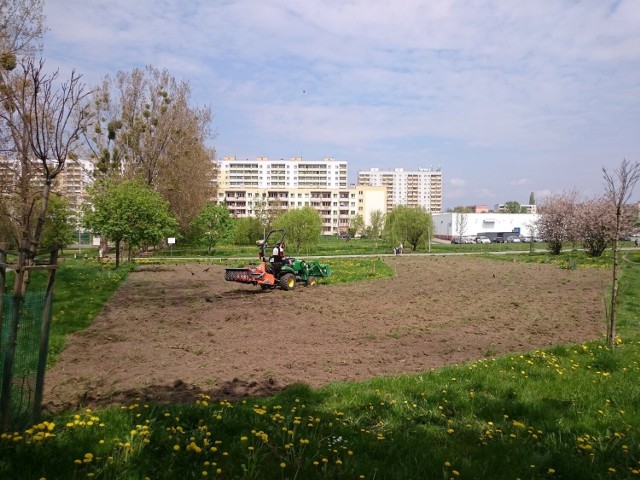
[575, 196, 617, 257]
[536, 190, 580, 254]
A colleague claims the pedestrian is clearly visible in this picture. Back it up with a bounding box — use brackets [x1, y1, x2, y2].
[399, 243, 403, 255]
[635, 237, 639, 248]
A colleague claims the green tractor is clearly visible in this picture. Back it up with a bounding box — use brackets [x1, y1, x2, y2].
[224, 230, 332, 291]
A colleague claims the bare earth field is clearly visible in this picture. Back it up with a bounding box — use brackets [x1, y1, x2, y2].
[44, 255, 609, 413]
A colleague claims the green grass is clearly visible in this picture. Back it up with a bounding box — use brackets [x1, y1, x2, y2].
[4, 257, 131, 365]
[1, 249, 639, 479]
[120, 235, 537, 259]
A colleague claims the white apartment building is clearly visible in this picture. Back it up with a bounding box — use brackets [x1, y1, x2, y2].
[357, 167, 443, 214]
[216, 156, 387, 235]
[53, 158, 94, 217]
[0, 156, 93, 217]
[494, 203, 537, 214]
[218, 156, 347, 189]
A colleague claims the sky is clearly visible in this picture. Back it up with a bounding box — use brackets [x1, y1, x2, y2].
[43, 0, 640, 209]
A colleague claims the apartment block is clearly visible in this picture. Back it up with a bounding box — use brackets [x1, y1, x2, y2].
[357, 167, 442, 214]
[218, 156, 347, 189]
[53, 158, 94, 216]
[216, 156, 388, 235]
[494, 203, 537, 214]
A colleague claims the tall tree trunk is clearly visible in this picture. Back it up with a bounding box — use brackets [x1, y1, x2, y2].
[607, 209, 622, 346]
[115, 238, 121, 269]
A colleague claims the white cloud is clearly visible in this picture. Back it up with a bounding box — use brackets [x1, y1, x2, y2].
[42, 0, 640, 208]
[450, 178, 466, 187]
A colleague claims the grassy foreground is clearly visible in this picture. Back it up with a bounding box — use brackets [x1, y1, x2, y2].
[1, 251, 639, 479]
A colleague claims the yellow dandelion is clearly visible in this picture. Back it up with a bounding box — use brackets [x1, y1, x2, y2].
[280, 462, 286, 468]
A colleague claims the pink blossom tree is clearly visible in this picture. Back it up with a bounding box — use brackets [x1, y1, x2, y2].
[575, 196, 617, 257]
[536, 189, 580, 255]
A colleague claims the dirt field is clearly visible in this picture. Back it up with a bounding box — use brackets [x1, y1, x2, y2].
[43, 255, 609, 413]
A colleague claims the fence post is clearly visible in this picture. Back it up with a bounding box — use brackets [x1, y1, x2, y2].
[33, 247, 59, 422]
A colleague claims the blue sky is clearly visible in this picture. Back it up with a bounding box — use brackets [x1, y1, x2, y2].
[44, 0, 640, 209]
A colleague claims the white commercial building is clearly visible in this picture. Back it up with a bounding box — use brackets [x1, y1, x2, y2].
[432, 213, 539, 240]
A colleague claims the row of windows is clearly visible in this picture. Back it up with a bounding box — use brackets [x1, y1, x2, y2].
[221, 192, 355, 199]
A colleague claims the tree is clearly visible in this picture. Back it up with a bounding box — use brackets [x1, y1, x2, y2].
[39, 194, 75, 253]
[455, 212, 468, 243]
[0, 57, 93, 327]
[252, 193, 286, 236]
[189, 203, 233, 254]
[602, 159, 640, 346]
[536, 190, 580, 255]
[384, 206, 432, 251]
[0, 0, 45, 72]
[84, 180, 178, 267]
[451, 206, 472, 213]
[575, 196, 617, 258]
[85, 66, 216, 234]
[503, 201, 523, 213]
[366, 210, 385, 239]
[347, 214, 364, 238]
[529, 192, 536, 205]
[272, 206, 322, 252]
[232, 216, 263, 246]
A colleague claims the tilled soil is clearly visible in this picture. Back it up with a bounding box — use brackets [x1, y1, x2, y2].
[43, 255, 609, 413]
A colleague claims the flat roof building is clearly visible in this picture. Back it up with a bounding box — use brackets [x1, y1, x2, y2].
[357, 167, 442, 214]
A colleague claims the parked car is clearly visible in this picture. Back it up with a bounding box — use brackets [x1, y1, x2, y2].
[492, 237, 505, 243]
[506, 235, 521, 243]
[475, 235, 491, 244]
[451, 237, 461, 244]
[463, 236, 476, 244]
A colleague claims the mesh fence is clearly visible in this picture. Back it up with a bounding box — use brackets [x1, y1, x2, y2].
[0, 291, 48, 430]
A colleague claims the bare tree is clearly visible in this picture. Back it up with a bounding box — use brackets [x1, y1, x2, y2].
[0, 0, 45, 68]
[603, 159, 640, 346]
[1, 59, 92, 262]
[455, 212, 468, 243]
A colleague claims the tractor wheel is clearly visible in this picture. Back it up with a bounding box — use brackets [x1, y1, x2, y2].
[305, 276, 317, 287]
[280, 273, 296, 290]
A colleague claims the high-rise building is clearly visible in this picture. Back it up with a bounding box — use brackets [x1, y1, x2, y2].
[53, 158, 94, 217]
[216, 156, 386, 235]
[357, 167, 442, 213]
[218, 156, 347, 189]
